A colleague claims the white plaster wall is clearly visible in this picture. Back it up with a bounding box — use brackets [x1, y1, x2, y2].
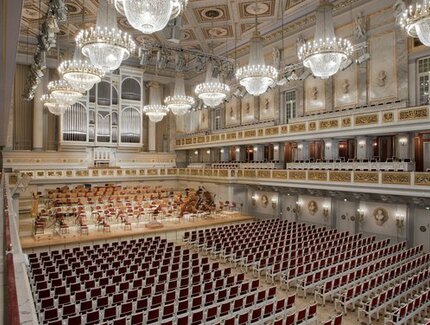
[358, 201, 407, 241]
[297, 195, 331, 226]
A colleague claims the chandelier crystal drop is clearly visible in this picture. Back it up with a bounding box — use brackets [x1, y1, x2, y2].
[144, 83, 169, 123]
[165, 74, 194, 115]
[399, 0, 430, 46]
[76, 0, 136, 72]
[41, 94, 69, 116]
[236, 31, 278, 96]
[195, 62, 230, 108]
[114, 0, 187, 35]
[47, 80, 83, 106]
[298, 0, 352, 79]
[58, 47, 105, 92]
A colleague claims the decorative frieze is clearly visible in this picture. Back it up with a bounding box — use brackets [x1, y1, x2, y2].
[308, 171, 327, 181]
[319, 119, 339, 130]
[382, 172, 411, 185]
[290, 123, 306, 133]
[265, 127, 279, 136]
[354, 172, 379, 183]
[289, 170, 306, 180]
[329, 171, 351, 182]
[415, 173, 430, 186]
[257, 170, 271, 178]
[383, 111, 394, 123]
[272, 171, 288, 179]
[355, 114, 378, 126]
[398, 107, 428, 121]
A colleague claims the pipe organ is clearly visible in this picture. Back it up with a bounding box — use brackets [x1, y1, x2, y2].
[60, 68, 144, 147]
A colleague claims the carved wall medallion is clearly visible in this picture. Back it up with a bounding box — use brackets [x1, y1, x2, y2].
[382, 172, 410, 185]
[139, 170, 146, 175]
[355, 114, 378, 126]
[308, 200, 318, 215]
[185, 138, 192, 144]
[281, 125, 289, 134]
[354, 172, 379, 183]
[373, 207, 389, 226]
[420, 226, 427, 232]
[319, 119, 339, 130]
[308, 122, 317, 131]
[329, 171, 351, 182]
[342, 117, 351, 127]
[261, 195, 269, 208]
[341, 214, 346, 220]
[383, 112, 394, 123]
[197, 136, 205, 143]
[92, 170, 99, 176]
[308, 171, 327, 181]
[159, 169, 166, 175]
[290, 123, 306, 133]
[204, 170, 212, 176]
[398, 107, 428, 120]
[147, 169, 158, 176]
[167, 169, 177, 175]
[415, 173, 430, 186]
[37, 171, 44, 177]
[289, 170, 306, 180]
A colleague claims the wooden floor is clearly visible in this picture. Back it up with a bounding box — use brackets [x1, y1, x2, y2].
[20, 212, 254, 250]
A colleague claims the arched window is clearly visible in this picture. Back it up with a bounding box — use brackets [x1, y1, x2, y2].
[97, 81, 111, 106]
[97, 112, 111, 142]
[120, 107, 141, 143]
[62, 103, 87, 141]
[121, 78, 141, 101]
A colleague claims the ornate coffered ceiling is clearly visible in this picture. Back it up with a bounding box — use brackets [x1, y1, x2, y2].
[17, 0, 374, 78]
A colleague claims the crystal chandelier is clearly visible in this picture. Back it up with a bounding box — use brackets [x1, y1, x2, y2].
[48, 80, 83, 106]
[236, 3, 278, 96]
[113, 0, 187, 35]
[399, 0, 430, 47]
[298, 0, 352, 79]
[144, 83, 169, 123]
[58, 46, 104, 92]
[165, 73, 194, 115]
[195, 61, 230, 108]
[41, 94, 69, 116]
[76, 0, 135, 72]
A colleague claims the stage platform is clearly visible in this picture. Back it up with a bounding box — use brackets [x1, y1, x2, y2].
[20, 213, 254, 250]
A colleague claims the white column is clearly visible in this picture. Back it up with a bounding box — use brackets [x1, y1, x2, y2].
[220, 147, 230, 162]
[147, 82, 162, 152]
[396, 133, 410, 160]
[33, 76, 45, 150]
[254, 145, 264, 161]
[356, 136, 371, 161]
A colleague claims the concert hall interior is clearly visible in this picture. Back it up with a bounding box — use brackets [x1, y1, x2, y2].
[2, 0, 430, 324]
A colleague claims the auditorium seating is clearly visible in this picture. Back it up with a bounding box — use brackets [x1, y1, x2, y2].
[27, 236, 297, 325]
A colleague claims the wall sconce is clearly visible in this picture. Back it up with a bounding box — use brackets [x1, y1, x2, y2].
[206, 150, 210, 155]
[358, 140, 366, 148]
[322, 204, 329, 219]
[356, 208, 365, 223]
[253, 147, 258, 152]
[297, 144, 303, 150]
[251, 194, 258, 206]
[373, 142, 378, 147]
[399, 138, 407, 146]
[236, 148, 240, 153]
[271, 197, 278, 210]
[339, 144, 345, 149]
[194, 150, 198, 155]
[274, 145, 279, 151]
[325, 142, 332, 149]
[293, 201, 302, 218]
[220, 149, 224, 153]
[395, 214, 405, 230]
